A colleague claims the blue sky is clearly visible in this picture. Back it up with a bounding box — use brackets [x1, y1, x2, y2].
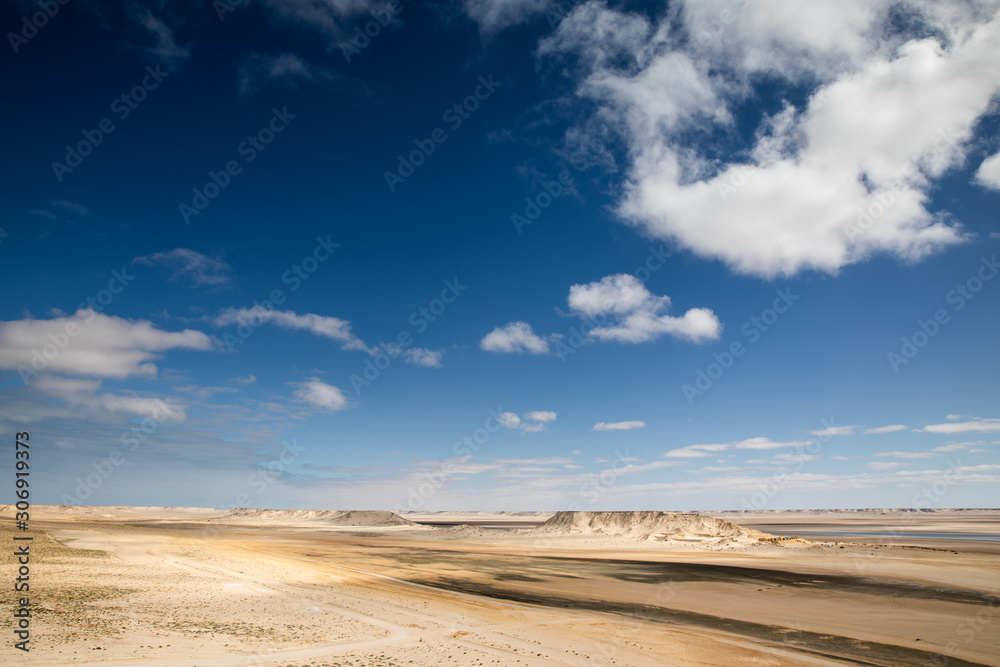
[1, 0, 999, 511]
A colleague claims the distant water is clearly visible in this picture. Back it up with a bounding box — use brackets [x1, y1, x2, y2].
[773, 530, 1000, 542]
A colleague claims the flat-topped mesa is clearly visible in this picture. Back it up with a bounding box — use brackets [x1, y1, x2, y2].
[535, 511, 768, 543]
[218, 508, 415, 526]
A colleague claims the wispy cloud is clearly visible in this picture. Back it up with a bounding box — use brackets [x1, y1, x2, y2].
[863, 424, 907, 434]
[665, 436, 810, 458]
[593, 420, 645, 431]
[875, 451, 935, 459]
[214, 307, 369, 352]
[464, 0, 551, 34]
[51, 200, 90, 216]
[134, 248, 233, 289]
[922, 418, 1000, 434]
[810, 424, 856, 437]
[137, 10, 191, 68]
[33, 375, 185, 422]
[238, 52, 343, 96]
[868, 461, 908, 470]
[932, 441, 984, 453]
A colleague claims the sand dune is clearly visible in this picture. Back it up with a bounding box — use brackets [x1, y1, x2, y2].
[217, 508, 415, 526]
[535, 510, 766, 544]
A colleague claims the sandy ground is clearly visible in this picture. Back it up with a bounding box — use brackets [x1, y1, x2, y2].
[2, 506, 998, 666]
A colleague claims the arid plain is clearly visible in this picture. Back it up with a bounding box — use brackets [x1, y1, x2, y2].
[3, 506, 998, 666]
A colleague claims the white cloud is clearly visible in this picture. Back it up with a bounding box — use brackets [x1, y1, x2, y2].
[868, 461, 908, 470]
[863, 424, 907, 434]
[138, 10, 191, 68]
[692, 465, 740, 473]
[258, 0, 390, 43]
[481, 321, 551, 354]
[616, 459, 682, 474]
[875, 450, 935, 459]
[810, 424, 856, 437]
[0, 309, 213, 380]
[496, 456, 572, 465]
[238, 52, 341, 95]
[483, 276, 719, 354]
[774, 453, 820, 463]
[975, 151, 1000, 190]
[922, 418, 1000, 433]
[568, 274, 721, 343]
[134, 248, 233, 288]
[51, 200, 89, 216]
[465, 0, 550, 33]
[593, 420, 646, 431]
[498, 412, 522, 429]
[214, 307, 369, 352]
[541, 1, 1000, 277]
[499, 410, 556, 433]
[289, 378, 348, 411]
[665, 436, 810, 457]
[403, 347, 443, 368]
[932, 441, 981, 452]
[232, 374, 257, 385]
[34, 375, 185, 422]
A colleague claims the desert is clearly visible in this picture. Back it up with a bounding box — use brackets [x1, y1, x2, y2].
[2, 505, 998, 666]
